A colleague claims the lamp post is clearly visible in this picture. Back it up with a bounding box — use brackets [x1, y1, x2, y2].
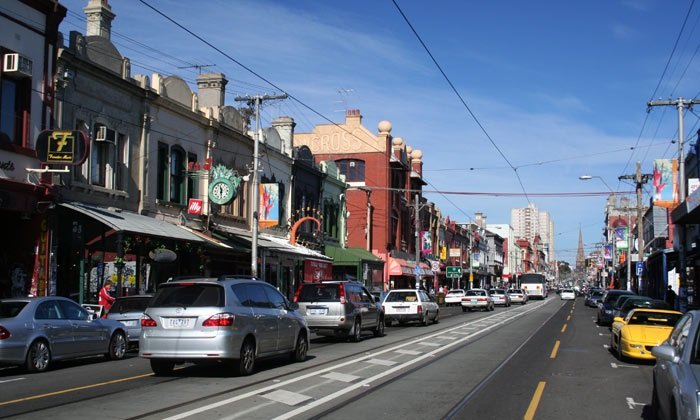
[579, 175, 617, 288]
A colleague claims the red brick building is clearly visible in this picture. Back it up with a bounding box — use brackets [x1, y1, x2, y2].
[294, 110, 427, 290]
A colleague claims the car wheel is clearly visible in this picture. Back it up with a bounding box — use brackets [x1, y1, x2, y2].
[106, 331, 127, 360]
[25, 340, 50, 373]
[290, 333, 308, 363]
[616, 337, 625, 362]
[433, 310, 439, 324]
[237, 339, 256, 376]
[351, 318, 362, 342]
[150, 359, 174, 376]
[373, 317, 385, 337]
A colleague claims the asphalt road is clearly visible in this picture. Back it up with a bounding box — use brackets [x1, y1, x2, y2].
[0, 295, 656, 419]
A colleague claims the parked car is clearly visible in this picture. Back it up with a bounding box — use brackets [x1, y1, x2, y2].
[139, 277, 309, 376]
[0, 296, 128, 373]
[104, 295, 152, 347]
[585, 290, 604, 307]
[615, 297, 669, 320]
[489, 289, 511, 307]
[560, 289, 576, 300]
[461, 289, 494, 312]
[652, 310, 700, 419]
[610, 308, 681, 362]
[382, 289, 439, 326]
[507, 288, 528, 305]
[444, 289, 466, 306]
[294, 281, 385, 341]
[596, 289, 636, 326]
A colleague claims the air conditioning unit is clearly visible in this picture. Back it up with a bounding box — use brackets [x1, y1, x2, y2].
[95, 126, 116, 143]
[3, 53, 32, 78]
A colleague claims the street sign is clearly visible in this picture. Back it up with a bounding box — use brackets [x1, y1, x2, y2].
[446, 266, 462, 278]
[636, 262, 644, 276]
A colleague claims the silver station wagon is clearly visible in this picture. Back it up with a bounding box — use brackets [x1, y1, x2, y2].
[139, 277, 309, 376]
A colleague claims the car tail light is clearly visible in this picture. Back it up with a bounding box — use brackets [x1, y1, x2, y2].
[293, 286, 301, 303]
[0, 326, 10, 340]
[202, 313, 234, 327]
[339, 283, 346, 304]
[417, 305, 422, 314]
[141, 314, 157, 327]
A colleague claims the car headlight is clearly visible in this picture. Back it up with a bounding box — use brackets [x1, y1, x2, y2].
[629, 344, 643, 349]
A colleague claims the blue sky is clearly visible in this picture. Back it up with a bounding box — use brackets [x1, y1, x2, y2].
[57, 0, 700, 263]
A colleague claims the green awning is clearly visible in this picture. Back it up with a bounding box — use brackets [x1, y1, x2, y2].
[325, 244, 384, 266]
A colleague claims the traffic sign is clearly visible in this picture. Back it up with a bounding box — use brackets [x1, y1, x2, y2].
[446, 266, 462, 278]
[636, 262, 644, 276]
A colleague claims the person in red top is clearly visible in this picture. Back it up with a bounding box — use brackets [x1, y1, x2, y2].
[98, 280, 115, 314]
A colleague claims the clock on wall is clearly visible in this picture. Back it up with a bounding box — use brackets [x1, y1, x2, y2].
[208, 164, 242, 206]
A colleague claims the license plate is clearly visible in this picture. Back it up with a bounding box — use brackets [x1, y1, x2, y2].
[168, 318, 194, 328]
[308, 308, 326, 315]
[471, 299, 477, 303]
[396, 307, 407, 312]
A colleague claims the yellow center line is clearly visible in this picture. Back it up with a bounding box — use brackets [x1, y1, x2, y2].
[0, 372, 155, 407]
[524, 381, 547, 420]
[561, 324, 567, 333]
[566, 315, 571, 321]
[550, 340, 560, 358]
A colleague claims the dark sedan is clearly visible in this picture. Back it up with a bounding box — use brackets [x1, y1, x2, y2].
[585, 290, 604, 307]
[0, 296, 128, 372]
[596, 289, 636, 326]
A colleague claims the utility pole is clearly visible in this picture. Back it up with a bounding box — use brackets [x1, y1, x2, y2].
[619, 161, 651, 293]
[235, 93, 288, 277]
[648, 98, 700, 308]
[414, 193, 429, 290]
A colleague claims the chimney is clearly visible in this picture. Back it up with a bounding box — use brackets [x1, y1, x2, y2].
[84, 0, 116, 39]
[196, 73, 228, 108]
[345, 109, 362, 125]
[272, 116, 296, 156]
[410, 148, 423, 176]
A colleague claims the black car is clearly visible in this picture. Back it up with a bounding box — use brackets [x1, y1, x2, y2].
[596, 289, 636, 326]
[617, 297, 669, 319]
[585, 290, 604, 308]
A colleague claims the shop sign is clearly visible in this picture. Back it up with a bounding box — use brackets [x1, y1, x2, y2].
[449, 248, 461, 258]
[35, 130, 88, 165]
[149, 248, 177, 263]
[188, 199, 203, 215]
[0, 149, 39, 182]
[304, 259, 332, 282]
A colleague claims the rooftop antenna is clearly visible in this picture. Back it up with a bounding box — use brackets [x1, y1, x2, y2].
[177, 64, 216, 74]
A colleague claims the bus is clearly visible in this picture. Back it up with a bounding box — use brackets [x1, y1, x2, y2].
[519, 273, 547, 300]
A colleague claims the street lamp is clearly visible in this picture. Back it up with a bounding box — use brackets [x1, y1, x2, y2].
[578, 175, 614, 193]
[579, 175, 617, 288]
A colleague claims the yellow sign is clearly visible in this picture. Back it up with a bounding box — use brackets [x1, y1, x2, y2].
[440, 246, 446, 260]
[47, 131, 75, 163]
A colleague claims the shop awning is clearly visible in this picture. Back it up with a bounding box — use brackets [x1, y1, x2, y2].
[324, 244, 384, 266]
[388, 257, 415, 276]
[214, 224, 331, 261]
[59, 202, 207, 243]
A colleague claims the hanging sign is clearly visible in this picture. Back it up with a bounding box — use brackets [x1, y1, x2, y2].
[35, 130, 88, 165]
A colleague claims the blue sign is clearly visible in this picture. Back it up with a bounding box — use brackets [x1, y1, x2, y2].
[636, 262, 644, 276]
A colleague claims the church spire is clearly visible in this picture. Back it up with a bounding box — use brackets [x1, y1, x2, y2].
[576, 225, 585, 272]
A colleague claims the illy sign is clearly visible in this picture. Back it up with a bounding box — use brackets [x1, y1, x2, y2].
[188, 199, 203, 215]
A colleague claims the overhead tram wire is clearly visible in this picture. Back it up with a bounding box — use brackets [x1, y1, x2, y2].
[390, 0, 531, 204]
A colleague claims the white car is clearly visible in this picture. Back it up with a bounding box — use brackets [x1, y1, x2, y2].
[507, 289, 528, 305]
[560, 289, 576, 300]
[444, 289, 466, 306]
[383, 289, 439, 326]
[461, 289, 495, 312]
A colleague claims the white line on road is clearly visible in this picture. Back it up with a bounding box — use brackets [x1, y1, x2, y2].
[0, 378, 25, 384]
[611, 362, 639, 369]
[626, 397, 645, 409]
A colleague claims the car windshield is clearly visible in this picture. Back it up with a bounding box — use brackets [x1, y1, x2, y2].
[509, 289, 523, 293]
[446, 290, 463, 295]
[466, 290, 486, 296]
[628, 312, 681, 326]
[0, 301, 28, 318]
[492, 290, 505, 295]
[385, 291, 418, 302]
[151, 283, 224, 307]
[109, 297, 152, 313]
[604, 292, 632, 303]
[298, 284, 340, 302]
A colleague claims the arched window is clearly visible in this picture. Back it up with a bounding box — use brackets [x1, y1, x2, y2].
[335, 159, 365, 182]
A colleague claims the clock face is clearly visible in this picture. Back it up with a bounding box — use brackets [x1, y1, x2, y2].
[209, 179, 234, 205]
[212, 182, 230, 199]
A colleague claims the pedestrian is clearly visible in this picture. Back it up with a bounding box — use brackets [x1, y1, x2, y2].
[665, 285, 677, 309]
[99, 280, 115, 314]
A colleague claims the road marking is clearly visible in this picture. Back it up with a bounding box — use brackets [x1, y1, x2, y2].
[524, 381, 546, 420]
[321, 372, 360, 383]
[567, 315, 571, 321]
[561, 324, 567, 333]
[262, 390, 312, 406]
[550, 340, 560, 359]
[365, 358, 397, 366]
[599, 333, 606, 336]
[611, 362, 638, 369]
[626, 397, 645, 409]
[603, 344, 610, 349]
[0, 372, 155, 407]
[0, 378, 25, 384]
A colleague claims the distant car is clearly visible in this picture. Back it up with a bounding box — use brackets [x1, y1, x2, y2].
[560, 289, 576, 300]
[295, 281, 385, 341]
[0, 296, 128, 373]
[652, 310, 700, 419]
[585, 290, 604, 308]
[596, 289, 636, 326]
[382, 289, 439, 326]
[610, 308, 682, 361]
[489, 289, 511, 307]
[104, 295, 152, 346]
[461, 289, 494, 312]
[140, 277, 309, 376]
[444, 289, 466, 306]
[507, 289, 528, 305]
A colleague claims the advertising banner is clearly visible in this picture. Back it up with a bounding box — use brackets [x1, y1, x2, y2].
[259, 183, 279, 228]
[615, 227, 628, 250]
[420, 231, 432, 255]
[653, 159, 678, 208]
[603, 244, 612, 260]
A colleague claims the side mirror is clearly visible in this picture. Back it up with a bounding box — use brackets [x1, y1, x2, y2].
[652, 344, 679, 363]
[613, 316, 624, 323]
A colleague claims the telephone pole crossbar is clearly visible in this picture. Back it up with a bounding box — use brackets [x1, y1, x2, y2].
[234, 93, 288, 277]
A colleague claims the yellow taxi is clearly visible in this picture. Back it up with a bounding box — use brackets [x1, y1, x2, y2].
[610, 308, 682, 361]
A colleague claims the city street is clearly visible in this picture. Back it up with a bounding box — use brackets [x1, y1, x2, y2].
[0, 295, 654, 419]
